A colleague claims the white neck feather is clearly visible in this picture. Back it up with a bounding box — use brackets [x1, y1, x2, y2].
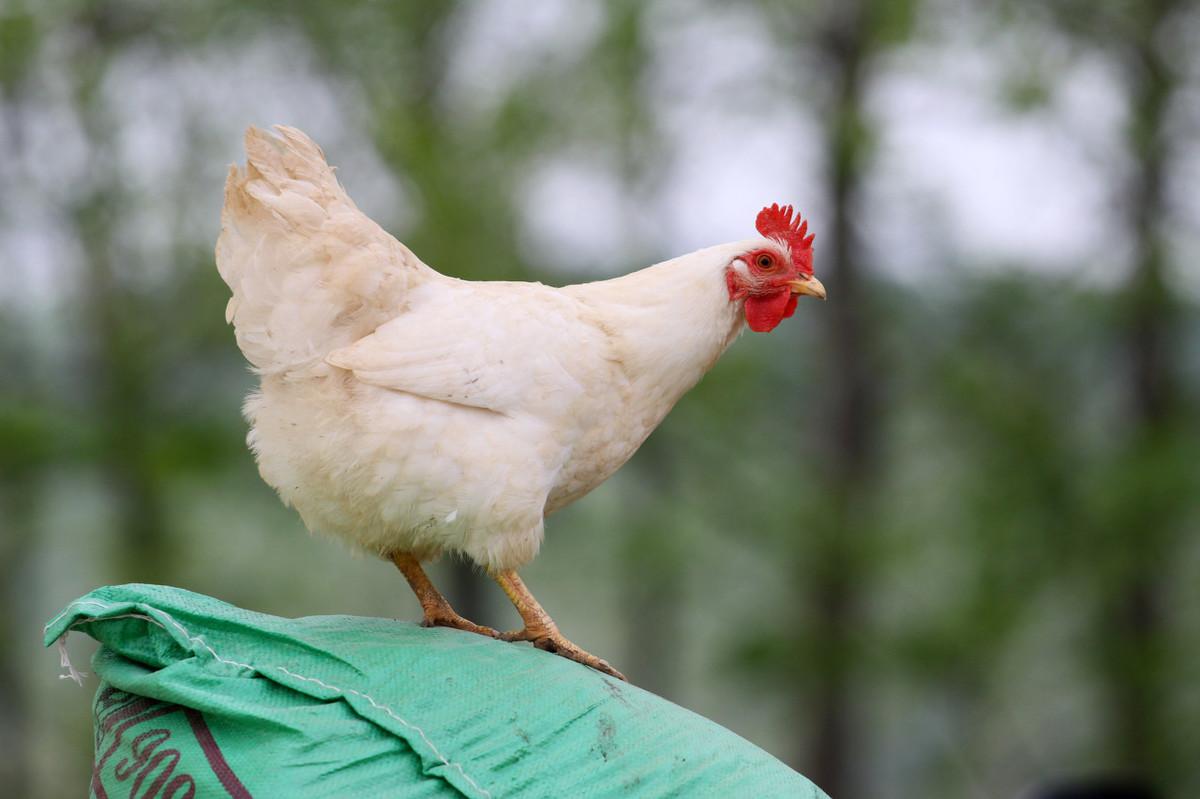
[564, 240, 756, 420]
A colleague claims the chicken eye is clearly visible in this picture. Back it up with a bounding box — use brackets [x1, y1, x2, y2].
[756, 254, 775, 270]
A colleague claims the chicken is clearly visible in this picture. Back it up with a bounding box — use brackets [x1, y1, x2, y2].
[216, 126, 824, 680]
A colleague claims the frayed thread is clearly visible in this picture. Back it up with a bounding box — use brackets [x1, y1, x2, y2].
[56, 634, 88, 686]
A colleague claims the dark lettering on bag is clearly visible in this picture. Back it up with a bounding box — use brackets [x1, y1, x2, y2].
[91, 687, 248, 798]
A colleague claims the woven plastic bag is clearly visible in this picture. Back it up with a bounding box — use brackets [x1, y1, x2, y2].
[45, 584, 827, 798]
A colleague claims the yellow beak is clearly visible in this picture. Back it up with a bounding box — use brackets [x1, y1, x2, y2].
[788, 275, 827, 301]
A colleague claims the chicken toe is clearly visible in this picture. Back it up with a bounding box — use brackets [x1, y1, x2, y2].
[391, 552, 499, 639]
[421, 608, 500, 638]
[493, 569, 627, 681]
[502, 626, 626, 680]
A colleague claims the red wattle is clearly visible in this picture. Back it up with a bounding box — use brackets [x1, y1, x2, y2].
[744, 291, 793, 333]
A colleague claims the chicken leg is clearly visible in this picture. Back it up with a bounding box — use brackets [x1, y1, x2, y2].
[391, 552, 499, 638]
[493, 570, 627, 681]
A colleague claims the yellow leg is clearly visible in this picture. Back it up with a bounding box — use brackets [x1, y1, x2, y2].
[391, 553, 499, 638]
[493, 569, 626, 681]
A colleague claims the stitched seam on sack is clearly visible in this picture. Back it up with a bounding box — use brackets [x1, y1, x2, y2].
[273, 666, 490, 797]
[51, 599, 492, 799]
[44, 599, 113, 632]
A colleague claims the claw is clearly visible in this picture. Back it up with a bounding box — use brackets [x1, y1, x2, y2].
[422, 611, 500, 639]
[501, 627, 627, 681]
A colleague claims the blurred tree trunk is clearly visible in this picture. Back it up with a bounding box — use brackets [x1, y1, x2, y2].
[805, 2, 881, 795]
[0, 482, 35, 799]
[0, 13, 37, 789]
[70, 8, 171, 584]
[621, 529, 685, 695]
[620, 438, 685, 696]
[444, 560, 492, 629]
[1107, 0, 1179, 777]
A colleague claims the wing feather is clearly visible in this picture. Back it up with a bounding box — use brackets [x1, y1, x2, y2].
[327, 284, 587, 414]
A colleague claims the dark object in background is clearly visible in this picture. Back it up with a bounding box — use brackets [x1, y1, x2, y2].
[1030, 775, 1159, 799]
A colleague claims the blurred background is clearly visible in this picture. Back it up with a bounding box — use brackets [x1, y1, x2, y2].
[2, 0, 1198, 797]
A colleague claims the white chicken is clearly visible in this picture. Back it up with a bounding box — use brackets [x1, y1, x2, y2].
[216, 126, 824, 679]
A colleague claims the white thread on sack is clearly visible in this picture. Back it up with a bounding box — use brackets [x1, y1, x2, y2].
[55, 635, 88, 686]
[67, 612, 257, 672]
[49, 598, 492, 799]
[44, 599, 113, 632]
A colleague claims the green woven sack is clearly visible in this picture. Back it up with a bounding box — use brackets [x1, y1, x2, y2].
[45, 584, 827, 798]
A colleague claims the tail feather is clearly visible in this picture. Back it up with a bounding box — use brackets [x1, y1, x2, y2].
[216, 126, 430, 375]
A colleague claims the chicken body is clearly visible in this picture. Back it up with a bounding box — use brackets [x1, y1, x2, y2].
[217, 126, 822, 677]
[249, 254, 749, 573]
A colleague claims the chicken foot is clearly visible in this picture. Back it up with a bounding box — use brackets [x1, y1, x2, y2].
[390, 552, 500, 638]
[492, 569, 627, 681]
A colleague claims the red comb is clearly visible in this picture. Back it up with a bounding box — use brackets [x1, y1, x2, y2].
[756, 203, 815, 274]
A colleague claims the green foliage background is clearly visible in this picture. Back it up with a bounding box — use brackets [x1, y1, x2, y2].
[1, 1, 1197, 797]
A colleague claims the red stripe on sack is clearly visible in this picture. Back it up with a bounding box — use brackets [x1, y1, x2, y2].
[184, 709, 253, 799]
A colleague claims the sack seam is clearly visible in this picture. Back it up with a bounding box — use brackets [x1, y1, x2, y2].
[49, 598, 492, 799]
